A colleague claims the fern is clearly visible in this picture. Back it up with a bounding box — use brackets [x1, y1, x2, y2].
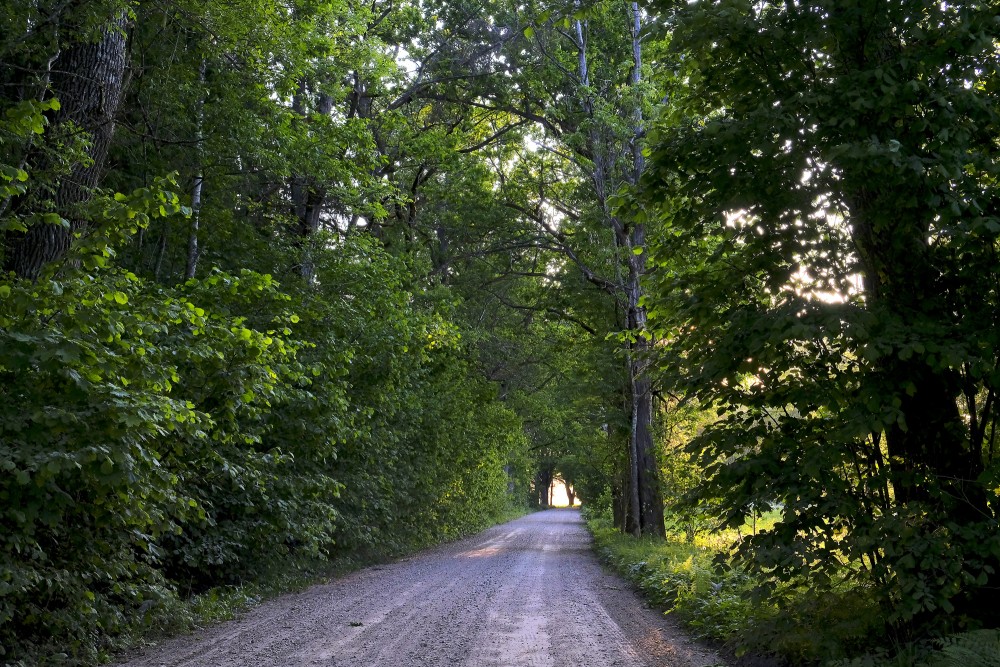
[922, 630, 1000, 667]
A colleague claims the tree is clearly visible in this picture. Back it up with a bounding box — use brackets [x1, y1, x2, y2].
[640, 0, 1000, 629]
[2, 1, 130, 279]
[509, 0, 666, 536]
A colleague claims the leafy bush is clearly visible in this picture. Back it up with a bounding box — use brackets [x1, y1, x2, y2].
[587, 511, 886, 665]
[0, 149, 529, 664]
[0, 269, 219, 662]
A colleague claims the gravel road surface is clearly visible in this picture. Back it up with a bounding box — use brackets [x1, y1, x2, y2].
[118, 509, 723, 667]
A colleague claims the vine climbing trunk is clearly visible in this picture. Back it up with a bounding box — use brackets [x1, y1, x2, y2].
[3, 8, 130, 280]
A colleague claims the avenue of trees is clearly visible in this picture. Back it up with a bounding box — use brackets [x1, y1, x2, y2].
[1, 0, 998, 663]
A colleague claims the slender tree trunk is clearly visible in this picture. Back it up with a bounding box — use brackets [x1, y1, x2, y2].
[290, 82, 333, 280]
[3, 9, 129, 279]
[185, 58, 207, 281]
[627, 380, 642, 535]
[153, 218, 168, 281]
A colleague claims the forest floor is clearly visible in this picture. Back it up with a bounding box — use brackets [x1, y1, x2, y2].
[115, 509, 723, 667]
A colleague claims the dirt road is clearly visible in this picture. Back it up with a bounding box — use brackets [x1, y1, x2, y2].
[119, 510, 723, 667]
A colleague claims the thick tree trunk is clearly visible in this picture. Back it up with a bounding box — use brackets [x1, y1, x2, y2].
[3, 10, 129, 279]
[851, 191, 986, 512]
[842, 18, 995, 609]
[836, 2, 989, 523]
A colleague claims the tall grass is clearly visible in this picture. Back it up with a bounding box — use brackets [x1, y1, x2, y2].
[585, 511, 998, 665]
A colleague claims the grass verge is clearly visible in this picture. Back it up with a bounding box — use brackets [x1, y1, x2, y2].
[584, 510, 1000, 667]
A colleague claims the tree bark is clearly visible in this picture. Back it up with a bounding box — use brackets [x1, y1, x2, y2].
[625, 3, 664, 537]
[185, 57, 207, 281]
[3, 9, 129, 280]
[290, 82, 334, 280]
[833, 10, 989, 519]
[571, 4, 664, 537]
[851, 188, 986, 512]
[832, 9, 995, 622]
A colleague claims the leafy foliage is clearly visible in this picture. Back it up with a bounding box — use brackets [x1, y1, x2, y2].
[10, 0, 999, 662]
[0, 64, 531, 663]
[638, 0, 1000, 633]
[588, 508, 888, 664]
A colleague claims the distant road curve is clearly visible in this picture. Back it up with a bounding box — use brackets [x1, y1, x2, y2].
[118, 509, 723, 667]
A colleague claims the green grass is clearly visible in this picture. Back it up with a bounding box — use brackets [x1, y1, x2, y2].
[587, 511, 885, 664]
[586, 511, 1000, 667]
[587, 513, 762, 645]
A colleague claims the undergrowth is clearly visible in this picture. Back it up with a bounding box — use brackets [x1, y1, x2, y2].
[109, 503, 533, 664]
[584, 510, 1000, 667]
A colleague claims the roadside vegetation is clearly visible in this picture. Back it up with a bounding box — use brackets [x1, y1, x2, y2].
[588, 509, 1000, 667]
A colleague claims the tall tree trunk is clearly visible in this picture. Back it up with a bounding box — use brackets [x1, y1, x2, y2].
[851, 188, 987, 512]
[3, 9, 129, 279]
[833, 8, 995, 622]
[629, 2, 663, 537]
[572, 4, 664, 536]
[834, 9, 989, 521]
[185, 57, 207, 281]
[290, 82, 333, 280]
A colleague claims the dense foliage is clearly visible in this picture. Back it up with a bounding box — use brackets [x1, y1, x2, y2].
[638, 0, 1000, 641]
[0, 3, 541, 662]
